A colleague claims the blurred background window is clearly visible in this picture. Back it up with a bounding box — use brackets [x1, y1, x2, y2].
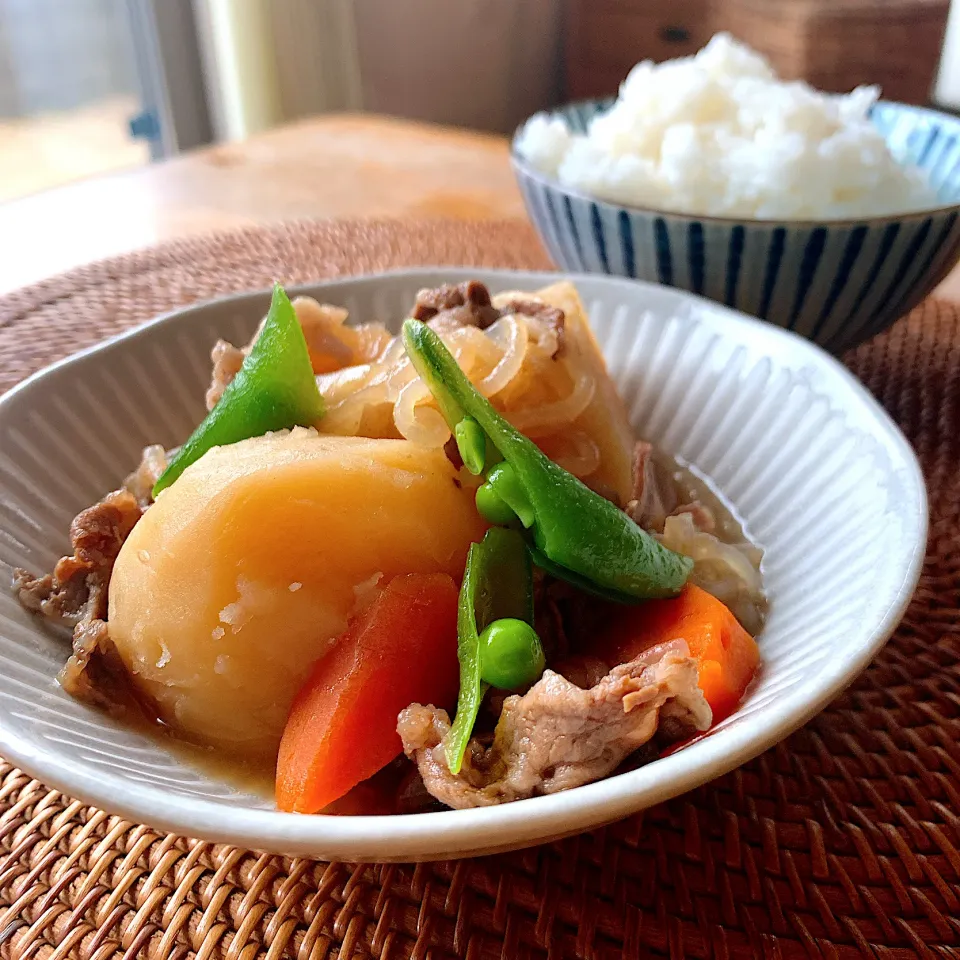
[0, 0, 211, 202]
[0, 0, 146, 202]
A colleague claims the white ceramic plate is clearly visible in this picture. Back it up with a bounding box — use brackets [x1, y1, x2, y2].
[0, 269, 926, 861]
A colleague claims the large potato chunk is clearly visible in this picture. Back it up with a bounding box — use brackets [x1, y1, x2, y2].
[108, 429, 484, 762]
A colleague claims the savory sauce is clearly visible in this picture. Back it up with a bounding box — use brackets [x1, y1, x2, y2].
[657, 451, 755, 545]
[164, 733, 435, 815]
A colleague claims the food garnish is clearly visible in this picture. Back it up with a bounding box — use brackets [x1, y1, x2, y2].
[403, 318, 694, 602]
[153, 284, 325, 495]
[447, 527, 540, 773]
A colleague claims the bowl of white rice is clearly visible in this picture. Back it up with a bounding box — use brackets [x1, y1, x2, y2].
[513, 34, 960, 353]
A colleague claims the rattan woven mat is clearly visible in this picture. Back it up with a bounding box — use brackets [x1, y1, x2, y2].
[0, 219, 957, 960]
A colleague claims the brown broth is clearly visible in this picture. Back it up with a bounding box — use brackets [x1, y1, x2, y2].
[125, 712, 424, 814]
[653, 449, 754, 545]
[167, 736, 436, 815]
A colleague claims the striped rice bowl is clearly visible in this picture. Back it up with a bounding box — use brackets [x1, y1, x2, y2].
[512, 98, 960, 354]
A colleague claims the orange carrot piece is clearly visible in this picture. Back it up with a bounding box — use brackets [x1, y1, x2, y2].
[595, 584, 759, 722]
[276, 573, 459, 814]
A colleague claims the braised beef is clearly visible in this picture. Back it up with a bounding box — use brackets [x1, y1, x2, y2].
[13, 488, 142, 710]
[123, 444, 168, 509]
[494, 297, 565, 356]
[206, 339, 246, 410]
[625, 441, 715, 534]
[411, 280, 499, 328]
[410, 283, 565, 354]
[398, 641, 711, 808]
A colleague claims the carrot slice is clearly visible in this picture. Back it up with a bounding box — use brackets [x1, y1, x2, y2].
[595, 584, 759, 722]
[276, 572, 459, 814]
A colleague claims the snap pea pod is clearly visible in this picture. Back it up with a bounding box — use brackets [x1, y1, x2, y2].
[447, 527, 536, 773]
[403, 319, 693, 601]
[153, 284, 325, 495]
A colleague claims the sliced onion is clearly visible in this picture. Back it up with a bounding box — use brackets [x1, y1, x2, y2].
[428, 314, 465, 338]
[466, 325, 504, 367]
[660, 513, 763, 596]
[446, 326, 500, 382]
[509, 365, 595, 436]
[313, 311, 594, 456]
[355, 324, 394, 362]
[376, 334, 408, 368]
[523, 314, 560, 358]
[315, 363, 374, 402]
[318, 401, 366, 436]
[394, 378, 450, 448]
[383, 355, 417, 398]
[479, 316, 528, 397]
[549, 431, 601, 478]
[318, 377, 392, 436]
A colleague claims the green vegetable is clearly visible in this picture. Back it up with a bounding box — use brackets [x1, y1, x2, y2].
[153, 284, 325, 496]
[402, 319, 693, 601]
[483, 462, 535, 528]
[479, 618, 544, 690]
[475, 481, 518, 526]
[447, 527, 534, 773]
[454, 416, 486, 475]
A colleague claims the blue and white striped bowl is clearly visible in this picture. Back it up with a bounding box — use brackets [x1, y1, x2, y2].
[512, 99, 960, 354]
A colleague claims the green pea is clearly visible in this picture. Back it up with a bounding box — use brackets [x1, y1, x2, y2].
[454, 416, 486, 475]
[485, 462, 536, 528]
[475, 481, 518, 525]
[479, 618, 545, 690]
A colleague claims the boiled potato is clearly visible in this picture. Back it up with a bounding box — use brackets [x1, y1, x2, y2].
[108, 429, 485, 762]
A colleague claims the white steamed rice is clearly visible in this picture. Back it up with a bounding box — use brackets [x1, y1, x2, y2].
[516, 34, 938, 220]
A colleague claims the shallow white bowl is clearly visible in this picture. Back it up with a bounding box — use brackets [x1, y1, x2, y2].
[0, 269, 926, 861]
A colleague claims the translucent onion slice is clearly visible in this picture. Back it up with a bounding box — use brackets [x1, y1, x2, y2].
[479, 316, 528, 397]
[394, 377, 451, 448]
[509, 365, 596, 436]
[376, 334, 408, 369]
[660, 513, 763, 596]
[315, 364, 374, 402]
[546, 430, 601, 479]
[317, 401, 366, 436]
[445, 326, 500, 383]
[523, 314, 560, 359]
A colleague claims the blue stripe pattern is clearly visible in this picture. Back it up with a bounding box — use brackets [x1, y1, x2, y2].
[876, 218, 932, 311]
[563, 195, 585, 270]
[513, 97, 960, 354]
[897, 211, 958, 315]
[725, 226, 745, 306]
[810, 226, 867, 341]
[688, 222, 705, 295]
[618, 211, 635, 278]
[846, 223, 901, 323]
[654, 219, 672, 286]
[758, 228, 786, 320]
[789, 227, 827, 326]
[591, 204, 610, 273]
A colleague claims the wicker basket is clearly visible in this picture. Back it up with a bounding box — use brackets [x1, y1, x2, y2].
[566, 0, 950, 104]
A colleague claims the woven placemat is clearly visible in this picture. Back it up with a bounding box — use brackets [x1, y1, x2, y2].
[0, 218, 958, 960]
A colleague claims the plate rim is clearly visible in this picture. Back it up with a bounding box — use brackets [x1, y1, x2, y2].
[0, 267, 928, 860]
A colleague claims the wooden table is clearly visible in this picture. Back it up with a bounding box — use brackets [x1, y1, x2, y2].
[0, 114, 525, 295]
[3, 111, 960, 303]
